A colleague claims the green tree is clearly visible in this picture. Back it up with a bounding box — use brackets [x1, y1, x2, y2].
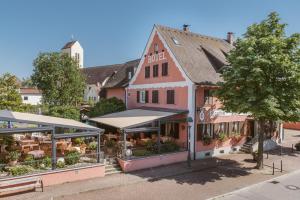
[31, 52, 86, 107]
[0, 73, 22, 110]
[48, 105, 80, 121]
[89, 97, 126, 117]
[216, 12, 300, 169]
[21, 77, 34, 87]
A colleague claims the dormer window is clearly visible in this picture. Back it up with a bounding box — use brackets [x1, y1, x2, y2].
[171, 37, 180, 45]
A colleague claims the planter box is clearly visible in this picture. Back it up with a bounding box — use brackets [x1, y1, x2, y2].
[118, 151, 188, 172]
[0, 164, 105, 187]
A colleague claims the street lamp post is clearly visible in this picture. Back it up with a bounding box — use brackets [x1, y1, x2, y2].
[186, 117, 193, 168]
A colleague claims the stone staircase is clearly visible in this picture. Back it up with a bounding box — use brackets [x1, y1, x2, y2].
[105, 158, 123, 176]
[239, 141, 253, 154]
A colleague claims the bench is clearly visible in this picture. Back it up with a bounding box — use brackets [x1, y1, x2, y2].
[0, 176, 43, 196]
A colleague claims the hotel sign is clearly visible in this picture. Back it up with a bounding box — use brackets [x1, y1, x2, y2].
[147, 52, 166, 64]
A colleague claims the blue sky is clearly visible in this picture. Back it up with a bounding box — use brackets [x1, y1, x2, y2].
[0, 0, 299, 79]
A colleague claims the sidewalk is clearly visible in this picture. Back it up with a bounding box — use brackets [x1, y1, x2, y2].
[4, 129, 300, 200]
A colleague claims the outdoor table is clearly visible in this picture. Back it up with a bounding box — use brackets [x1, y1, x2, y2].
[20, 139, 35, 145]
[28, 150, 45, 159]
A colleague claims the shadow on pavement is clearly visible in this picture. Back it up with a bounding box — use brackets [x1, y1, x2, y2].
[129, 157, 253, 185]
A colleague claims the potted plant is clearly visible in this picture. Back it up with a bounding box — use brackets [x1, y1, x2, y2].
[202, 135, 212, 146]
[218, 132, 227, 142]
[106, 140, 116, 155]
[6, 151, 20, 166]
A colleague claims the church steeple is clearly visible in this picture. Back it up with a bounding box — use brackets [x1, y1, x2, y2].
[61, 40, 84, 68]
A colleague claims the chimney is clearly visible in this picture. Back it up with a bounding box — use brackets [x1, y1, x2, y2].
[227, 32, 234, 45]
[183, 24, 190, 32]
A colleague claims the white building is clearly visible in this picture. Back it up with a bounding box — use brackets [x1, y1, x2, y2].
[20, 88, 42, 105]
[61, 41, 84, 68]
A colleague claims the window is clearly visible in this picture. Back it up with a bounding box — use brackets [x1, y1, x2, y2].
[204, 89, 213, 104]
[145, 91, 149, 103]
[23, 96, 28, 101]
[153, 64, 159, 77]
[137, 91, 140, 103]
[127, 67, 134, 79]
[162, 62, 168, 76]
[152, 90, 159, 103]
[169, 123, 179, 139]
[171, 37, 180, 45]
[167, 90, 175, 104]
[197, 123, 212, 141]
[145, 66, 150, 78]
[154, 43, 159, 53]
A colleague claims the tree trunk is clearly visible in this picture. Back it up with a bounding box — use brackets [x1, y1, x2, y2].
[256, 119, 265, 169]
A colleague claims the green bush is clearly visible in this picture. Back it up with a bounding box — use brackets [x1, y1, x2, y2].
[57, 161, 65, 168]
[48, 105, 80, 121]
[9, 165, 33, 176]
[88, 141, 97, 150]
[24, 155, 35, 167]
[6, 151, 20, 162]
[218, 132, 227, 142]
[133, 149, 153, 157]
[161, 140, 180, 153]
[106, 140, 116, 148]
[65, 151, 81, 165]
[89, 97, 126, 117]
[203, 135, 213, 145]
[72, 137, 85, 146]
[41, 156, 52, 168]
[145, 140, 158, 153]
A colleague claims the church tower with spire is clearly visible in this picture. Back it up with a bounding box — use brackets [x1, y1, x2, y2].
[61, 40, 84, 68]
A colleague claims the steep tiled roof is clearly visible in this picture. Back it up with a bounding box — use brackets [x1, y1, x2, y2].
[20, 88, 42, 95]
[61, 41, 77, 50]
[103, 59, 140, 88]
[156, 25, 233, 84]
[81, 64, 123, 85]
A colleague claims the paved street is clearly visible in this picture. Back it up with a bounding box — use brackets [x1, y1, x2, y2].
[3, 129, 300, 200]
[211, 169, 300, 200]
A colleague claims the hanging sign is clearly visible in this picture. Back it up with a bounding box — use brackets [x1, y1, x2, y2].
[199, 109, 205, 122]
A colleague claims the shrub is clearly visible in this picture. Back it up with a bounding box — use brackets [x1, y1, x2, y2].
[133, 149, 153, 157]
[88, 141, 97, 150]
[218, 132, 227, 142]
[6, 151, 20, 162]
[89, 97, 126, 117]
[65, 151, 81, 165]
[9, 165, 33, 176]
[106, 140, 116, 149]
[203, 135, 212, 145]
[57, 161, 65, 168]
[72, 137, 85, 146]
[41, 156, 52, 168]
[161, 140, 180, 153]
[24, 155, 35, 167]
[145, 140, 158, 153]
[295, 142, 300, 151]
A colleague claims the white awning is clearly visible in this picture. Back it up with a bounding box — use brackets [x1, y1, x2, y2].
[0, 110, 100, 131]
[89, 109, 186, 129]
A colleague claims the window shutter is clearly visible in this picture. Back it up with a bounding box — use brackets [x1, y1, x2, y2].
[137, 91, 140, 103]
[145, 91, 149, 103]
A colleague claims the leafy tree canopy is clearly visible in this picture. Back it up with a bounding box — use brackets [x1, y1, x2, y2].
[48, 105, 80, 121]
[89, 97, 126, 117]
[31, 52, 86, 107]
[0, 73, 22, 110]
[216, 12, 300, 122]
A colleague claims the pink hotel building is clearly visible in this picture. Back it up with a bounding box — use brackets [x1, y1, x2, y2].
[125, 25, 253, 159]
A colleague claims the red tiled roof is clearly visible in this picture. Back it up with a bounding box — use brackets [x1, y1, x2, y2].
[20, 88, 42, 95]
